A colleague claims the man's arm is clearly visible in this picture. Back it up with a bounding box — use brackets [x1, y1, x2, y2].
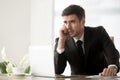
[54, 38, 67, 74]
[54, 24, 69, 74]
[98, 26, 120, 76]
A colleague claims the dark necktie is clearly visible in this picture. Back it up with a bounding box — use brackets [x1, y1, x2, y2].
[76, 40, 85, 71]
[76, 40, 84, 57]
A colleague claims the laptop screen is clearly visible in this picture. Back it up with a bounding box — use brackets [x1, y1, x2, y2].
[29, 45, 55, 77]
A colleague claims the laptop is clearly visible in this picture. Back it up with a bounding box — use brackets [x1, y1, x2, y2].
[29, 45, 56, 77]
[29, 45, 80, 78]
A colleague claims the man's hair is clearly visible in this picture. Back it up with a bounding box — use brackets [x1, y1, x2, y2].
[62, 4, 85, 20]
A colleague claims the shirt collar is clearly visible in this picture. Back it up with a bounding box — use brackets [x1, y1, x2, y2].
[73, 33, 84, 43]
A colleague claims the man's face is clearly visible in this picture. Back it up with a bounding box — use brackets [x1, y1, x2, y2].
[63, 14, 85, 39]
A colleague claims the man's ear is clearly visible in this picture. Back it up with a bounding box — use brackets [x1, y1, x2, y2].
[81, 17, 85, 26]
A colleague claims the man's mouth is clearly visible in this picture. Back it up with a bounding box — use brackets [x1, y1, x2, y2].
[68, 30, 73, 35]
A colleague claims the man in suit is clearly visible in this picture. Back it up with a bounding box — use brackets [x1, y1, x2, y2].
[54, 4, 119, 76]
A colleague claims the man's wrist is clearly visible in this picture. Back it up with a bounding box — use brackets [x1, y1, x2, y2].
[108, 64, 118, 72]
[56, 48, 65, 54]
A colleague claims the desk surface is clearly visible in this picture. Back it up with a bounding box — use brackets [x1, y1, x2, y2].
[0, 75, 120, 80]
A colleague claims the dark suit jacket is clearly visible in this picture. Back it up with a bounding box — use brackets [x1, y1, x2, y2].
[54, 26, 120, 75]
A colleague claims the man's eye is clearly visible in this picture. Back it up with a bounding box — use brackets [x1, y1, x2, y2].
[64, 21, 67, 24]
[70, 20, 75, 23]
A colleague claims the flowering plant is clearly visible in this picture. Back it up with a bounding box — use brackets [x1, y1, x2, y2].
[0, 47, 30, 74]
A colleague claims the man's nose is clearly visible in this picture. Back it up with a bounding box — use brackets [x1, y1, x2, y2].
[66, 23, 71, 29]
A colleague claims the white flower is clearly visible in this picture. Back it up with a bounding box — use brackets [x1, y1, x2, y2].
[19, 54, 29, 68]
[1, 47, 8, 61]
[6, 62, 13, 73]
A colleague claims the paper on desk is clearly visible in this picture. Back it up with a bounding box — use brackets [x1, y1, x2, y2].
[86, 75, 102, 78]
[86, 75, 120, 79]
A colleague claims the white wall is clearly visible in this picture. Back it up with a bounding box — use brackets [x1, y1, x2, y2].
[0, 0, 30, 64]
[30, 0, 54, 46]
[0, 0, 54, 64]
[0, 0, 54, 66]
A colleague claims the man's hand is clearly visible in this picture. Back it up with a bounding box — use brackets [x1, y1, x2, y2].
[57, 25, 68, 49]
[99, 66, 117, 76]
[59, 24, 68, 40]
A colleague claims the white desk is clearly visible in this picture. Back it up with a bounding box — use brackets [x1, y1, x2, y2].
[0, 74, 120, 80]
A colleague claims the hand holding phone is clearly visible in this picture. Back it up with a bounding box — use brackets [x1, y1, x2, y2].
[59, 24, 69, 40]
[57, 24, 68, 49]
